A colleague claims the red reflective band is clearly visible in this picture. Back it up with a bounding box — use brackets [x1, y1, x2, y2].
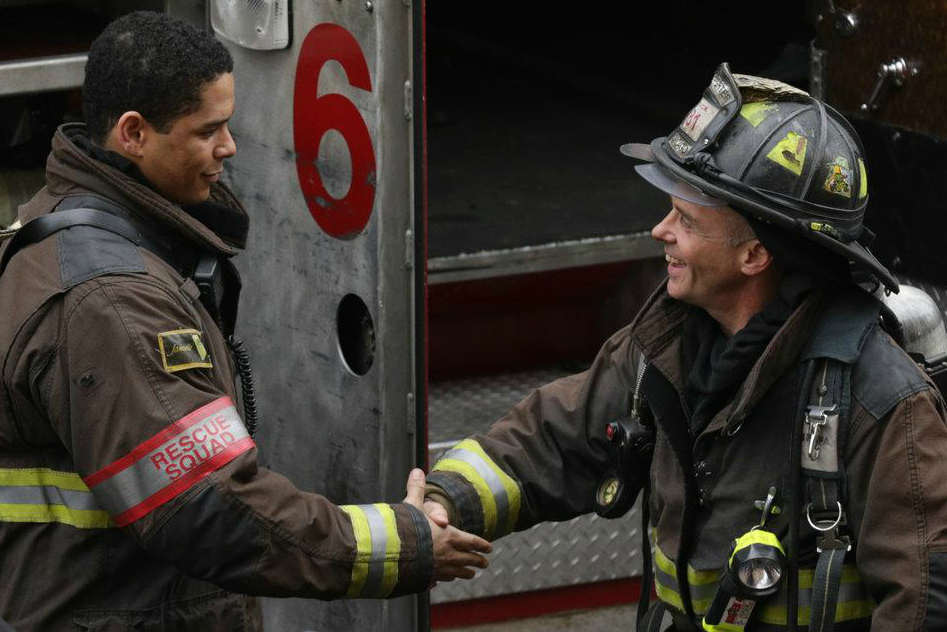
[84, 398, 234, 487]
[112, 436, 254, 527]
[82, 397, 254, 527]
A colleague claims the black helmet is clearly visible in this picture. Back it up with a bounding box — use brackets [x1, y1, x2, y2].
[622, 62, 898, 293]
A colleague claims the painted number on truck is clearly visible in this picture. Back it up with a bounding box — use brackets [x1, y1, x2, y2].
[293, 23, 376, 240]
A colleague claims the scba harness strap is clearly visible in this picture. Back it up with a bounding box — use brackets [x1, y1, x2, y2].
[792, 291, 882, 632]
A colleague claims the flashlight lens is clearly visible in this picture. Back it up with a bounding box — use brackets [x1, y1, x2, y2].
[737, 558, 782, 590]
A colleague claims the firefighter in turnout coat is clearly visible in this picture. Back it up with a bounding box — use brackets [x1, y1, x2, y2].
[0, 12, 489, 631]
[424, 65, 947, 631]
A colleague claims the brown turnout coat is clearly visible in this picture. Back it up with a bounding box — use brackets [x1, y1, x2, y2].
[429, 284, 947, 631]
[0, 124, 432, 631]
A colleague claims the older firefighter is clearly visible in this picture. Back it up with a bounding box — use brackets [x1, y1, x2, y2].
[0, 11, 490, 632]
[424, 64, 947, 631]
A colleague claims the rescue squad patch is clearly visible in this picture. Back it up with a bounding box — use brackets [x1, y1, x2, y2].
[158, 329, 212, 373]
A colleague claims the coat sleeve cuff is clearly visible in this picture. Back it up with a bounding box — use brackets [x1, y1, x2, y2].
[429, 439, 522, 540]
[337, 502, 433, 598]
[424, 484, 461, 526]
[426, 472, 484, 537]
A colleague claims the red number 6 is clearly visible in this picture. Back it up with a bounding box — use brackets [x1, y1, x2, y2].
[293, 23, 376, 240]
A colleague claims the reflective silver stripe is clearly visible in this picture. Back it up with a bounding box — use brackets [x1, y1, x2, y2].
[788, 579, 868, 608]
[691, 579, 718, 603]
[361, 504, 389, 598]
[85, 398, 252, 525]
[655, 562, 679, 592]
[837, 581, 869, 603]
[440, 446, 510, 533]
[0, 485, 101, 511]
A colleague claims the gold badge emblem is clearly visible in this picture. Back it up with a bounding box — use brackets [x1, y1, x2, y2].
[158, 329, 213, 373]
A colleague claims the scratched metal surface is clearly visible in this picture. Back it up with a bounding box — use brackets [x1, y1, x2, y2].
[428, 369, 643, 602]
[215, 1, 421, 629]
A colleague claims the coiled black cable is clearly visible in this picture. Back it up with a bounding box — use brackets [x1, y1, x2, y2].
[228, 336, 258, 437]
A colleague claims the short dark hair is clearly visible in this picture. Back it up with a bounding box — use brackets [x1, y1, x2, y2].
[82, 11, 233, 143]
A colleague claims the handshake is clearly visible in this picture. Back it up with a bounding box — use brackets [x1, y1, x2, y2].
[403, 468, 492, 586]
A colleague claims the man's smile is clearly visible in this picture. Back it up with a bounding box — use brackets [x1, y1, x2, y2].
[666, 253, 686, 267]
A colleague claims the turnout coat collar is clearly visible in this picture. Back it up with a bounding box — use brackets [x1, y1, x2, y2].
[38, 123, 248, 256]
[628, 281, 826, 436]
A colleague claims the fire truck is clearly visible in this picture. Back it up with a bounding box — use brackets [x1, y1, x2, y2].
[1, 1, 945, 630]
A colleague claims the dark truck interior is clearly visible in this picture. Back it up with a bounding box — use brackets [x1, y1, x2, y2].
[425, 2, 815, 447]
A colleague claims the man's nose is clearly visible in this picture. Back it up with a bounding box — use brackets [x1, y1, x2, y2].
[651, 210, 674, 242]
[216, 125, 237, 159]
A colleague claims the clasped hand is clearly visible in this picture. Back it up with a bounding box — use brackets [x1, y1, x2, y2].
[403, 469, 492, 584]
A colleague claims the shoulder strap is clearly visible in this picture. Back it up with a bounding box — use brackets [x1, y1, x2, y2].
[0, 197, 237, 325]
[795, 290, 881, 632]
[0, 208, 143, 277]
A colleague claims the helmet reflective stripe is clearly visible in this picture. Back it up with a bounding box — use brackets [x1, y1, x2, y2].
[0, 468, 113, 529]
[432, 439, 520, 539]
[339, 503, 401, 598]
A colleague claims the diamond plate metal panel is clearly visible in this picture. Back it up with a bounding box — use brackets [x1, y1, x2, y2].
[429, 369, 643, 602]
[431, 505, 643, 603]
[429, 368, 572, 453]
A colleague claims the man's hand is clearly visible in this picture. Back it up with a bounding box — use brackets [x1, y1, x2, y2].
[404, 468, 492, 583]
[423, 498, 449, 528]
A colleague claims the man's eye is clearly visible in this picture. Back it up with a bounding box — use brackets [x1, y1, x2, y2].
[201, 128, 217, 138]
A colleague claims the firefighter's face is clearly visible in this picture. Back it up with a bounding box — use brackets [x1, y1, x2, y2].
[137, 72, 237, 206]
[650, 197, 749, 311]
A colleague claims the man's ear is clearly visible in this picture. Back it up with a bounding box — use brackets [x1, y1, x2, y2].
[110, 111, 150, 158]
[740, 239, 775, 277]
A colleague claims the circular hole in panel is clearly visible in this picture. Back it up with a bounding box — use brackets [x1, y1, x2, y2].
[317, 128, 353, 201]
[337, 293, 375, 376]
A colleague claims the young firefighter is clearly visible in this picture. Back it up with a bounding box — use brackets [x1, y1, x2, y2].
[0, 12, 488, 631]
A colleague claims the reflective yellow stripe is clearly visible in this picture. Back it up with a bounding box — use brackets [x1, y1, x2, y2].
[0, 503, 112, 529]
[340, 503, 404, 598]
[654, 542, 677, 576]
[0, 467, 91, 491]
[692, 594, 715, 615]
[689, 565, 722, 586]
[653, 537, 872, 625]
[455, 439, 520, 535]
[433, 438, 522, 539]
[729, 530, 785, 566]
[375, 503, 401, 598]
[340, 505, 371, 597]
[703, 619, 744, 632]
[796, 564, 861, 589]
[654, 541, 720, 585]
[656, 578, 685, 611]
[434, 458, 498, 536]
[0, 467, 113, 529]
[653, 543, 689, 612]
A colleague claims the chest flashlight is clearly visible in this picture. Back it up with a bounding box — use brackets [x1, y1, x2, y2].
[702, 488, 786, 631]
